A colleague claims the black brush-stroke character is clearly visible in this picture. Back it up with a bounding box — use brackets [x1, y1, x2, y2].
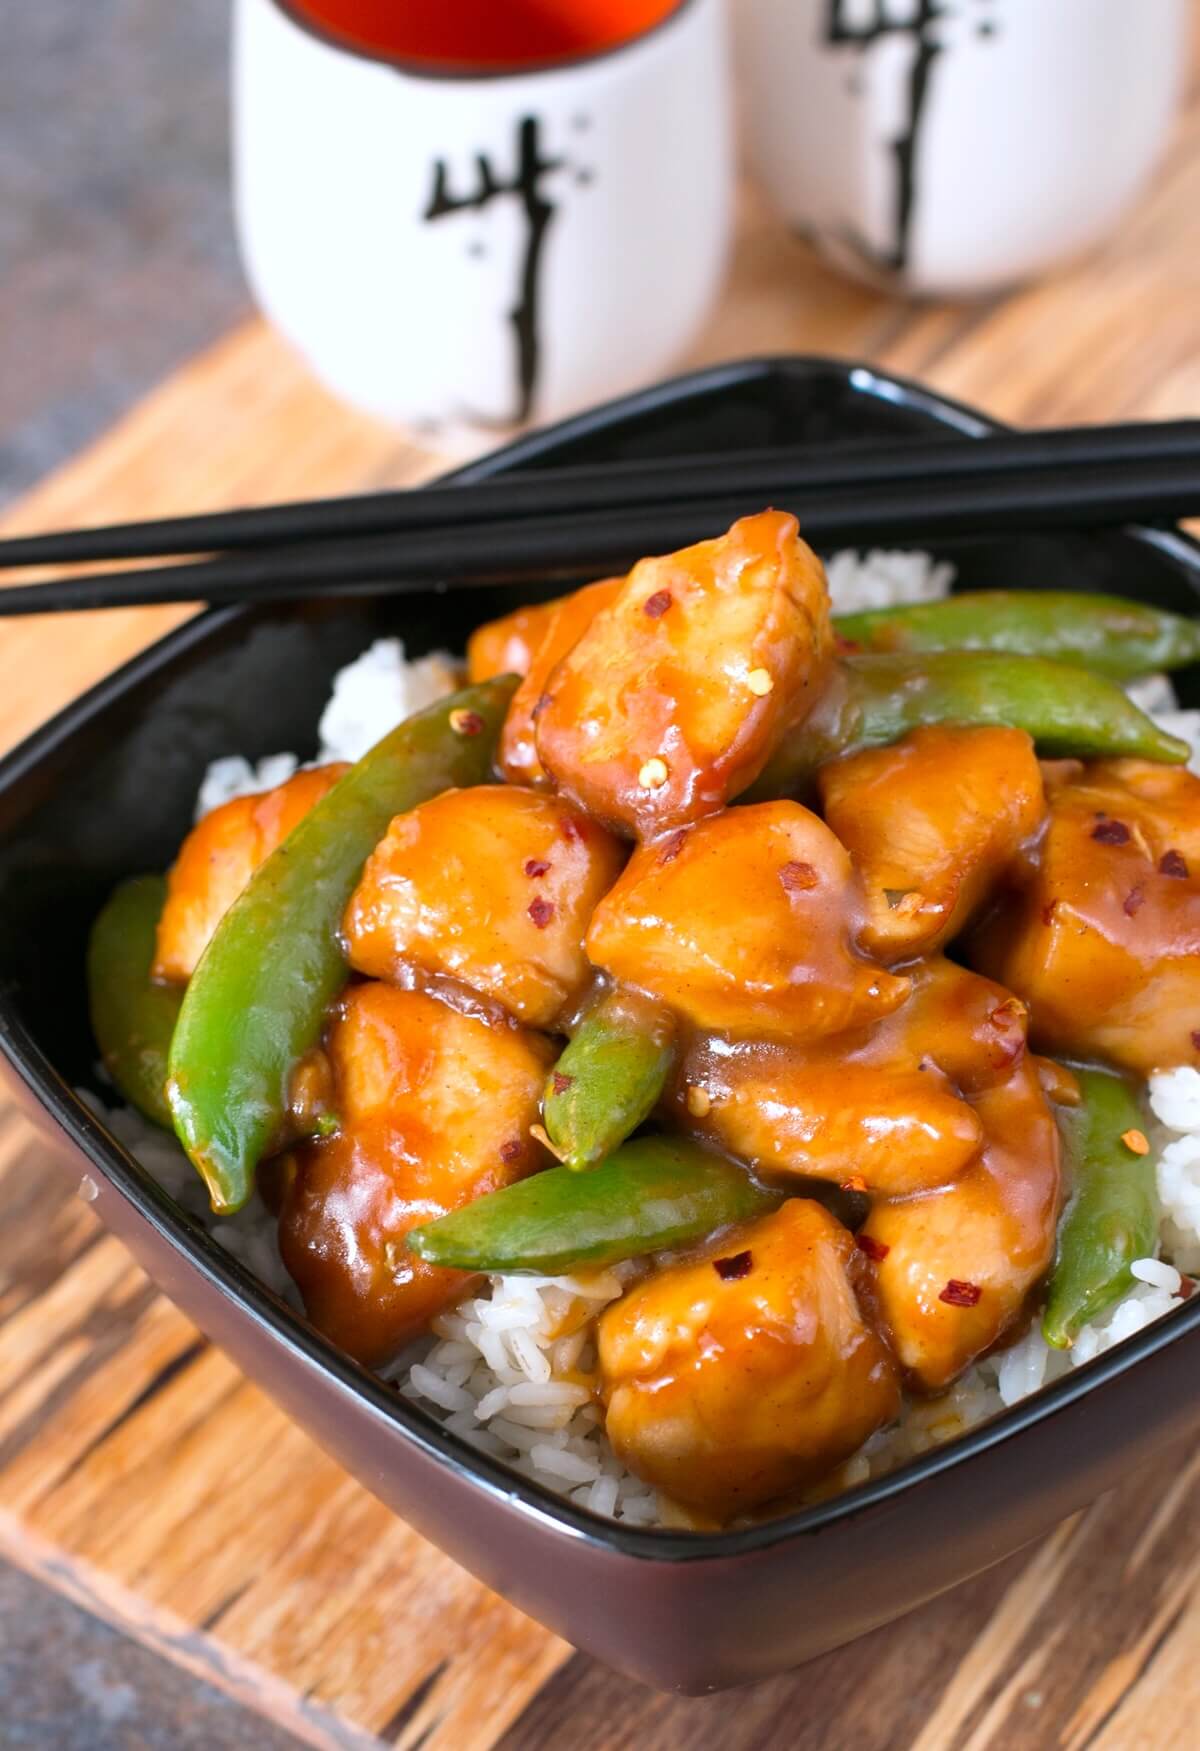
[424, 115, 570, 425]
[822, 0, 995, 275]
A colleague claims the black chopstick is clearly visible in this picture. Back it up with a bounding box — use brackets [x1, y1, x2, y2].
[1, 419, 1198, 572]
[3, 447, 1200, 617]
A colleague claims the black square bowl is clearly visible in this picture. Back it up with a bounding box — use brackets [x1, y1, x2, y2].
[3, 358, 1200, 1694]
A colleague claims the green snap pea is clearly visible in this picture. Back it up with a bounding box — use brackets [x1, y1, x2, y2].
[407, 1136, 779, 1275]
[835, 591, 1200, 679]
[543, 989, 675, 1172]
[1042, 1068, 1161, 1350]
[751, 650, 1189, 796]
[87, 874, 182, 1129]
[168, 676, 517, 1216]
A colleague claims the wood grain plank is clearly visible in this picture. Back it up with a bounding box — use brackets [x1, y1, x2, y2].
[4, 30, 1200, 1745]
[0, 1168, 571, 1748]
[0, 1508, 382, 1751]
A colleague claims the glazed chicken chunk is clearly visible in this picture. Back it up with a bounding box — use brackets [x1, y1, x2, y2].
[855, 960, 1063, 1391]
[970, 758, 1200, 1076]
[599, 1200, 901, 1518]
[343, 784, 625, 1029]
[534, 511, 834, 836]
[586, 799, 910, 1041]
[819, 726, 1045, 962]
[278, 984, 551, 1366]
[154, 764, 348, 982]
[667, 958, 1011, 1198]
[470, 577, 624, 788]
[466, 595, 562, 684]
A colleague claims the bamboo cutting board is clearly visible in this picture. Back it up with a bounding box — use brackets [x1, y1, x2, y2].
[5, 51, 1200, 1746]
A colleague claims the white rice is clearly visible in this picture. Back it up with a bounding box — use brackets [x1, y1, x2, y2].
[1124, 671, 1200, 775]
[87, 552, 1200, 1525]
[388, 1269, 663, 1523]
[823, 547, 957, 613]
[316, 640, 463, 765]
[194, 639, 462, 816]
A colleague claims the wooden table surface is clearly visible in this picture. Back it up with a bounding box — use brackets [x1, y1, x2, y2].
[5, 47, 1200, 1750]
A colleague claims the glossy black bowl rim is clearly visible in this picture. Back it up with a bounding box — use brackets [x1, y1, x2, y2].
[5, 353, 1200, 1565]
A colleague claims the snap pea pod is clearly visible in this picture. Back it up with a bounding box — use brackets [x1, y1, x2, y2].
[87, 874, 181, 1130]
[835, 591, 1200, 679]
[168, 676, 517, 1216]
[1042, 1068, 1161, 1350]
[751, 650, 1189, 797]
[407, 1136, 779, 1274]
[543, 989, 675, 1172]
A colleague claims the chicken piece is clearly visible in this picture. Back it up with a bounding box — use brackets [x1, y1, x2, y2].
[599, 1200, 900, 1519]
[668, 957, 1060, 1388]
[343, 784, 625, 1029]
[278, 984, 551, 1366]
[853, 965, 1061, 1390]
[861, 1071, 1061, 1392]
[670, 1048, 973, 1202]
[498, 577, 624, 787]
[819, 726, 1045, 962]
[969, 758, 1200, 1075]
[154, 764, 348, 982]
[672, 1050, 982, 1197]
[534, 511, 834, 837]
[669, 957, 1036, 1198]
[586, 799, 910, 1041]
[466, 596, 560, 683]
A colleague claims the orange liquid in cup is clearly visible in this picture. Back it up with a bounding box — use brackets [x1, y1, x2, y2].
[284, 0, 683, 69]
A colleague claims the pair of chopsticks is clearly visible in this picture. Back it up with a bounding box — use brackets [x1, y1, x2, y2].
[2, 419, 1200, 616]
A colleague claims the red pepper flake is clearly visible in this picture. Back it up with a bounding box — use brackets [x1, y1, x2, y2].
[1042, 898, 1059, 926]
[1191, 1030, 1200, 1053]
[713, 1250, 753, 1281]
[500, 1138, 523, 1163]
[835, 633, 863, 655]
[528, 896, 555, 929]
[658, 828, 689, 865]
[643, 589, 673, 619]
[939, 1279, 982, 1308]
[561, 816, 586, 843]
[524, 858, 551, 878]
[1180, 1276, 1196, 1300]
[856, 1233, 890, 1262]
[780, 860, 819, 894]
[552, 1072, 573, 1096]
[1123, 885, 1145, 917]
[449, 708, 486, 737]
[1161, 849, 1189, 879]
[1092, 818, 1131, 845]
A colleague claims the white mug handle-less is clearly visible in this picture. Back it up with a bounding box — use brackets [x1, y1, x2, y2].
[737, 0, 1191, 299]
[233, 0, 733, 437]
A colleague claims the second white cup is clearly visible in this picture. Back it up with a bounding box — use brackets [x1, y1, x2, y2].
[738, 0, 1190, 299]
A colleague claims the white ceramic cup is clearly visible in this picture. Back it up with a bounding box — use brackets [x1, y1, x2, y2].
[233, 0, 733, 438]
[738, 0, 1191, 298]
